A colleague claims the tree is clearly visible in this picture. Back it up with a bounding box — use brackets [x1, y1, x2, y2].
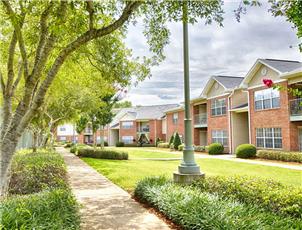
[114, 100, 132, 108]
[169, 134, 175, 147]
[173, 132, 182, 150]
[0, 0, 225, 195]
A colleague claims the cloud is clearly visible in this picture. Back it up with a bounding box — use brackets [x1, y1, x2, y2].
[125, 2, 301, 106]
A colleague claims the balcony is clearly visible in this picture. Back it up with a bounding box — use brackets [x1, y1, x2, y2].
[290, 98, 302, 121]
[84, 128, 93, 135]
[194, 113, 207, 127]
[137, 127, 150, 133]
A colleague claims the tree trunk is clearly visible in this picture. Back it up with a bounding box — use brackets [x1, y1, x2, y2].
[0, 133, 19, 196]
[32, 130, 38, 152]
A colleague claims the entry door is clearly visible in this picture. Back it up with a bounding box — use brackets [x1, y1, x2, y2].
[299, 129, 302, 151]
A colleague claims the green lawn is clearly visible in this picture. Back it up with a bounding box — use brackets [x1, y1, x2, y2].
[82, 148, 302, 191]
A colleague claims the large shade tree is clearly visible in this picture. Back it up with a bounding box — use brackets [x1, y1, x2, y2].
[0, 0, 228, 194]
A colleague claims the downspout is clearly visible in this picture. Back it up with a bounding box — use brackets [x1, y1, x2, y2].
[227, 89, 235, 154]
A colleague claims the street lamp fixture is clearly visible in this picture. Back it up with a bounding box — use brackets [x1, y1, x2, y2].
[173, 0, 205, 183]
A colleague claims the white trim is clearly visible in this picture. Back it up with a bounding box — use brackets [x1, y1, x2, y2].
[206, 93, 230, 100]
[228, 89, 235, 154]
[245, 90, 252, 144]
[229, 107, 248, 113]
[247, 79, 287, 90]
[200, 76, 227, 97]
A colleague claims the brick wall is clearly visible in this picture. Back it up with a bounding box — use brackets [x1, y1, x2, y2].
[119, 120, 137, 143]
[249, 82, 293, 151]
[166, 110, 185, 142]
[207, 96, 230, 153]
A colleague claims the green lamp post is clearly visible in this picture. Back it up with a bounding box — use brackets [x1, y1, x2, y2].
[173, 0, 205, 183]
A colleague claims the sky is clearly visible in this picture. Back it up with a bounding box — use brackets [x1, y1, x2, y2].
[123, 2, 301, 106]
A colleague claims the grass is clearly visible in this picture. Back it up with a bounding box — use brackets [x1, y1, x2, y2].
[82, 148, 302, 191]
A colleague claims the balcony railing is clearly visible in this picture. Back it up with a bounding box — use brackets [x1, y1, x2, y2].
[290, 98, 302, 117]
[194, 113, 207, 127]
[84, 128, 93, 135]
[137, 127, 150, 132]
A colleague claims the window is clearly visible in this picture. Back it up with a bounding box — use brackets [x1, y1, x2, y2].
[172, 113, 178, 124]
[256, 128, 282, 149]
[122, 136, 133, 144]
[59, 127, 66, 131]
[211, 130, 228, 146]
[122, 121, 133, 129]
[211, 98, 226, 116]
[59, 136, 66, 141]
[254, 88, 280, 111]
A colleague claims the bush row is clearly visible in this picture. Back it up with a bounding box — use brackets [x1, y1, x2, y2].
[77, 147, 128, 160]
[70, 144, 88, 154]
[8, 150, 68, 195]
[157, 142, 169, 148]
[193, 175, 302, 218]
[1, 189, 80, 230]
[2, 149, 80, 229]
[135, 177, 301, 230]
[257, 150, 302, 163]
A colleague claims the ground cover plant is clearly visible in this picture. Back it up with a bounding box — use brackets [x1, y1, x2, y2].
[1, 149, 80, 229]
[192, 175, 302, 218]
[257, 150, 302, 163]
[134, 177, 302, 230]
[78, 147, 128, 160]
[82, 148, 301, 191]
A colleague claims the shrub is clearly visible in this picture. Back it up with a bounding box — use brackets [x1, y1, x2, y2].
[156, 138, 162, 147]
[157, 142, 169, 148]
[135, 177, 301, 229]
[96, 141, 109, 147]
[64, 142, 73, 148]
[77, 148, 128, 160]
[194, 145, 205, 152]
[169, 143, 174, 151]
[193, 175, 302, 218]
[168, 134, 174, 146]
[8, 150, 67, 195]
[70, 144, 87, 154]
[257, 150, 302, 163]
[208, 143, 224, 155]
[116, 141, 125, 147]
[178, 144, 184, 151]
[104, 141, 108, 146]
[236, 144, 257, 158]
[173, 132, 182, 150]
[1, 189, 80, 230]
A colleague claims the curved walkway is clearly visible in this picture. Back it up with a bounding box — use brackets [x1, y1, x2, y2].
[57, 147, 170, 230]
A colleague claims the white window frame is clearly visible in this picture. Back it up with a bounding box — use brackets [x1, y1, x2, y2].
[254, 88, 280, 111]
[172, 113, 178, 125]
[256, 128, 282, 149]
[211, 130, 228, 146]
[121, 136, 133, 144]
[122, 121, 133, 129]
[211, 98, 227, 116]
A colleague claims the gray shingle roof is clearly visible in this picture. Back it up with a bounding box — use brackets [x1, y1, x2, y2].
[213, 76, 244, 89]
[260, 59, 302, 73]
[110, 104, 179, 127]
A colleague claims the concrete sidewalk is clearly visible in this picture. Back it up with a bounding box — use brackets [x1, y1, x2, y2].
[57, 147, 170, 230]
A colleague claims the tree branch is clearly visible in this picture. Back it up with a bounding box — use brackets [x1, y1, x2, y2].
[86, 0, 94, 30]
[0, 70, 5, 96]
[5, 30, 17, 95]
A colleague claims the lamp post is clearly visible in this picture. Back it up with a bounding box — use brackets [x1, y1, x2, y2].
[173, 0, 204, 183]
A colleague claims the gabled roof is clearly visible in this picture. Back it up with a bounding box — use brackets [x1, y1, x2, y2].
[200, 75, 243, 97]
[240, 58, 302, 87]
[110, 104, 179, 128]
[259, 59, 302, 73]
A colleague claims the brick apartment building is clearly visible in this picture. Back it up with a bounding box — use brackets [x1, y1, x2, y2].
[56, 58, 302, 153]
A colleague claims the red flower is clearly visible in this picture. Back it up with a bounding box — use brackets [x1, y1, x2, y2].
[263, 79, 273, 88]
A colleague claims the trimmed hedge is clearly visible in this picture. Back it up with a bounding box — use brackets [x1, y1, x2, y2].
[193, 175, 302, 218]
[70, 144, 88, 154]
[157, 142, 169, 148]
[194, 145, 205, 152]
[178, 144, 184, 151]
[116, 141, 125, 147]
[208, 143, 224, 155]
[236, 144, 257, 158]
[8, 150, 67, 195]
[257, 150, 302, 163]
[1, 189, 80, 230]
[135, 177, 301, 229]
[77, 148, 128, 160]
